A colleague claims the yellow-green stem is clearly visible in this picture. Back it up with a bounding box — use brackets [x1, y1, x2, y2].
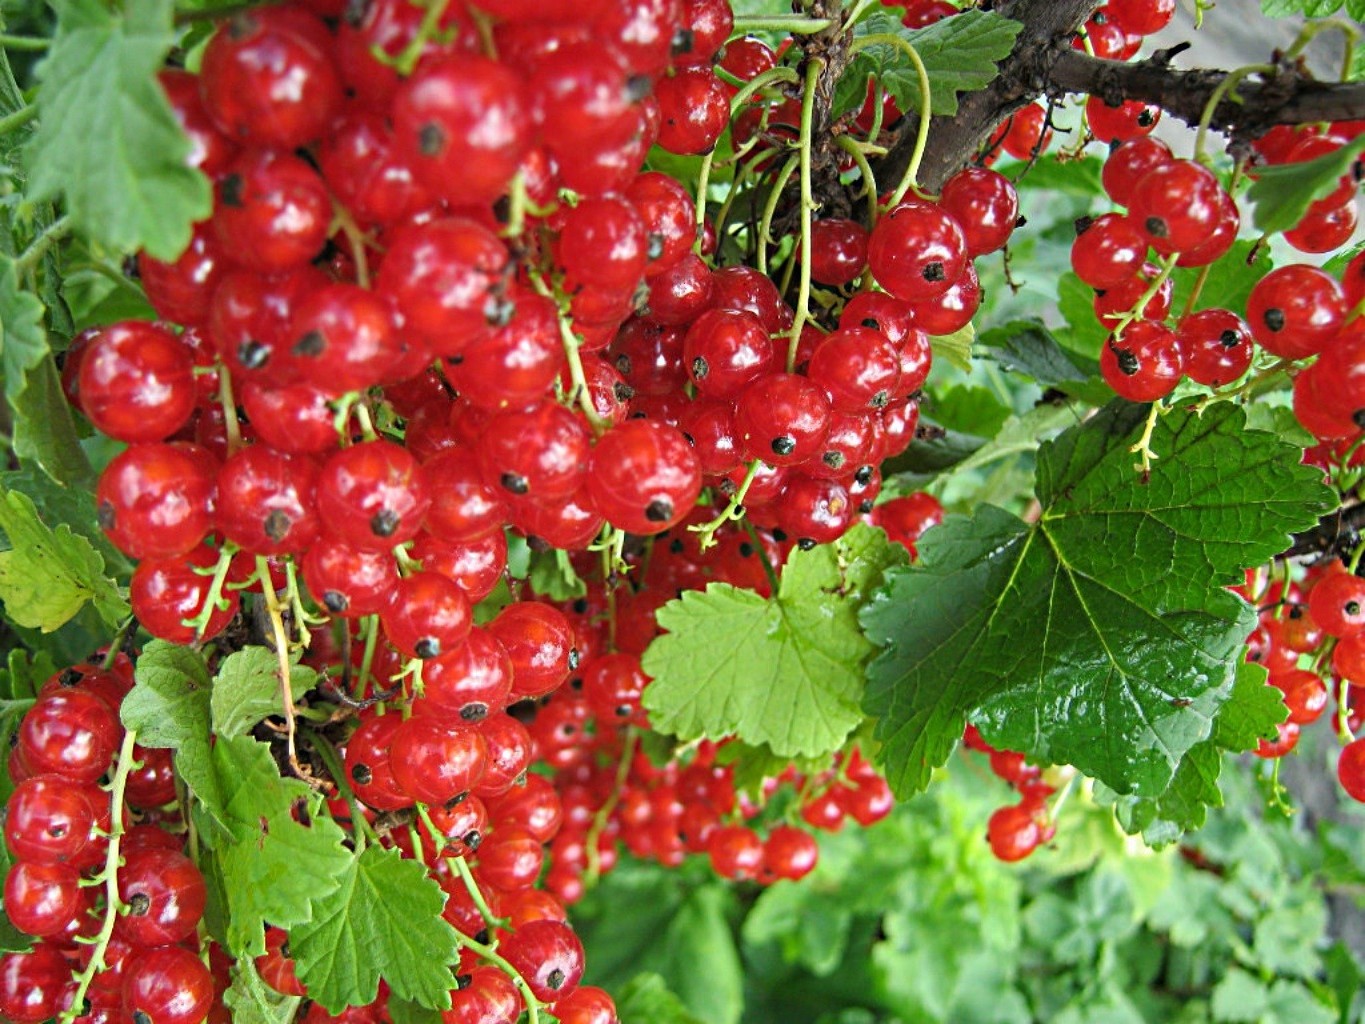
[787, 57, 824, 372]
[57, 729, 139, 1024]
[853, 36, 931, 205]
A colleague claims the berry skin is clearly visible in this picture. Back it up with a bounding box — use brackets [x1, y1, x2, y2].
[586, 419, 701, 535]
[807, 326, 901, 413]
[986, 803, 1043, 862]
[198, 8, 342, 149]
[808, 218, 870, 286]
[1100, 321, 1185, 402]
[1071, 214, 1146, 290]
[1178, 308, 1254, 387]
[1339, 737, 1365, 802]
[212, 148, 332, 273]
[78, 321, 196, 444]
[683, 308, 776, 400]
[1308, 571, 1365, 638]
[114, 846, 207, 948]
[131, 544, 241, 643]
[479, 401, 592, 504]
[501, 919, 586, 1002]
[1127, 159, 1223, 255]
[735, 373, 833, 467]
[938, 167, 1019, 256]
[316, 440, 431, 552]
[122, 945, 216, 1024]
[216, 446, 321, 557]
[381, 571, 473, 660]
[393, 55, 532, 206]
[654, 66, 730, 155]
[1246, 264, 1347, 360]
[867, 199, 968, 302]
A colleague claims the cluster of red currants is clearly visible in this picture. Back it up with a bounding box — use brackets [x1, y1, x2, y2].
[962, 726, 1059, 863]
[1065, 125, 1365, 406]
[0, 656, 217, 1024]
[1235, 562, 1365, 772]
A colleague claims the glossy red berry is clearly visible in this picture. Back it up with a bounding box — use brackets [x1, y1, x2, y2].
[1177, 308, 1254, 387]
[1339, 737, 1365, 801]
[122, 945, 215, 1024]
[382, 571, 473, 660]
[212, 148, 331, 273]
[1246, 264, 1347, 359]
[317, 440, 430, 551]
[585, 419, 701, 535]
[393, 55, 532, 205]
[867, 199, 968, 302]
[1100, 321, 1185, 402]
[78, 321, 196, 444]
[735, 372, 833, 466]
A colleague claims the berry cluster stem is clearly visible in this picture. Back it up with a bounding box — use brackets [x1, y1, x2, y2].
[690, 460, 762, 550]
[181, 541, 240, 640]
[787, 56, 824, 372]
[256, 555, 313, 784]
[852, 35, 931, 205]
[57, 729, 139, 1024]
[584, 727, 638, 886]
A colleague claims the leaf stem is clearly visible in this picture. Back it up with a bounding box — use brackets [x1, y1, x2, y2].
[787, 57, 823, 372]
[57, 729, 138, 1024]
[741, 518, 781, 594]
[217, 364, 244, 456]
[689, 460, 762, 550]
[756, 154, 800, 277]
[1192, 65, 1274, 164]
[101, 616, 137, 669]
[306, 727, 379, 848]
[854, 35, 931, 204]
[256, 556, 314, 785]
[445, 847, 505, 933]
[15, 214, 71, 275]
[731, 14, 833, 34]
[834, 135, 880, 230]
[0, 35, 49, 51]
[583, 727, 637, 886]
[528, 273, 609, 432]
[0, 103, 36, 135]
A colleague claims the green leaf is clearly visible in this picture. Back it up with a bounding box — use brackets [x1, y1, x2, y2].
[0, 482, 127, 631]
[9, 355, 94, 488]
[27, 0, 211, 259]
[928, 384, 1011, 439]
[1170, 240, 1272, 318]
[1212, 967, 1270, 1022]
[836, 10, 1022, 119]
[1246, 135, 1365, 235]
[206, 736, 351, 957]
[977, 319, 1100, 391]
[929, 322, 974, 373]
[289, 844, 461, 1012]
[1054, 271, 1106, 359]
[642, 524, 906, 758]
[615, 972, 709, 1024]
[211, 646, 318, 738]
[1, 467, 131, 578]
[386, 999, 444, 1024]
[0, 255, 50, 410]
[1263, 981, 1337, 1024]
[528, 547, 587, 601]
[861, 401, 1335, 798]
[1106, 662, 1286, 844]
[1260, 0, 1364, 16]
[222, 959, 304, 1024]
[120, 640, 223, 814]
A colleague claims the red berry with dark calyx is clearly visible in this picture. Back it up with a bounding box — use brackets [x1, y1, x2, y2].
[735, 372, 833, 467]
[586, 419, 701, 535]
[501, 919, 586, 1002]
[382, 571, 472, 660]
[867, 198, 968, 302]
[1100, 321, 1185, 402]
[393, 55, 532, 206]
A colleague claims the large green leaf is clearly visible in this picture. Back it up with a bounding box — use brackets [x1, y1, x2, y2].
[289, 845, 461, 1013]
[834, 10, 1022, 119]
[642, 524, 905, 758]
[208, 736, 352, 958]
[27, 0, 211, 260]
[0, 482, 126, 631]
[1246, 134, 1365, 236]
[861, 401, 1335, 798]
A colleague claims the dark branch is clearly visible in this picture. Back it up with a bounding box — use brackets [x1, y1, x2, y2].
[874, 0, 1365, 194]
[1282, 501, 1365, 562]
[1049, 49, 1365, 137]
[875, 0, 1100, 193]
